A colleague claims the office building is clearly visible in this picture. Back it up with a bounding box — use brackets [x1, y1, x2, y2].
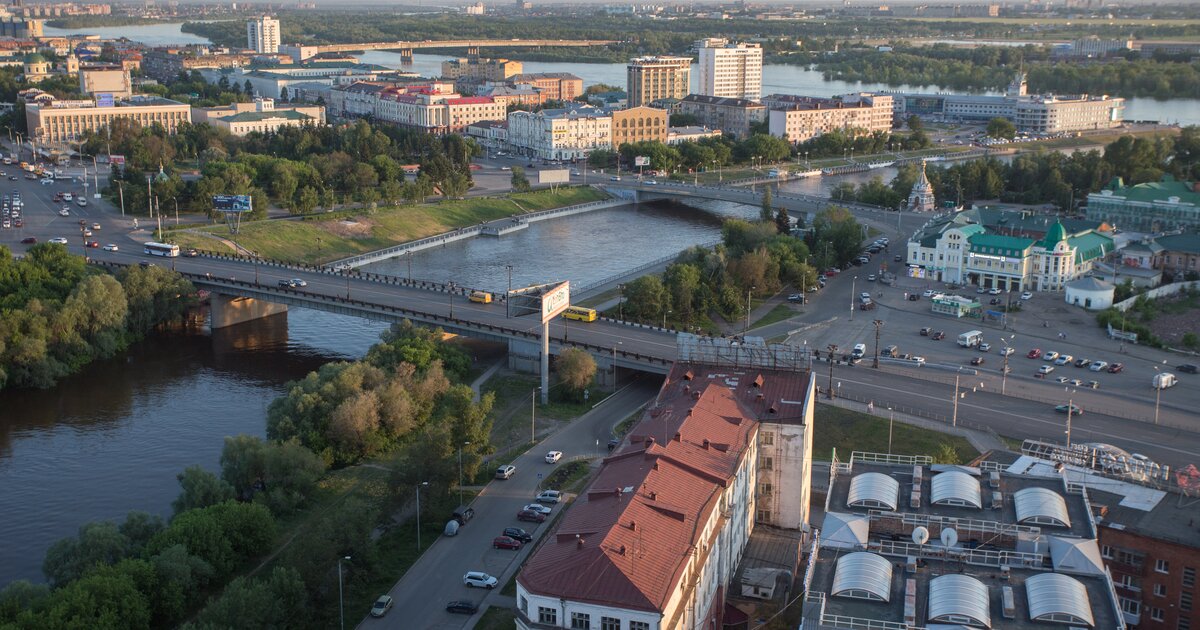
[666, 125, 721, 145]
[78, 64, 132, 98]
[677, 94, 765, 139]
[506, 106, 611, 161]
[246, 16, 281, 54]
[626, 56, 691, 108]
[192, 98, 324, 136]
[507, 72, 583, 101]
[695, 38, 762, 101]
[142, 50, 256, 83]
[200, 62, 397, 100]
[764, 93, 893, 143]
[27, 96, 191, 143]
[516, 337, 814, 629]
[1086, 175, 1200, 233]
[610, 106, 667, 148]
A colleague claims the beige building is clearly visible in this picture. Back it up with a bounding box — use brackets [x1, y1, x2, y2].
[192, 98, 325, 136]
[27, 96, 191, 143]
[507, 106, 611, 161]
[610, 106, 668, 148]
[677, 94, 766, 138]
[78, 65, 132, 98]
[696, 37, 762, 101]
[626, 56, 691, 108]
[247, 16, 281, 54]
[765, 93, 893, 143]
[507, 73, 583, 102]
[441, 57, 522, 82]
[1012, 94, 1124, 134]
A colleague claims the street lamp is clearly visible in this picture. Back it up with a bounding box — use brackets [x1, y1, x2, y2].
[1064, 389, 1076, 447]
[826, 344, 838, 399]
[505, 264, 513, 318]
[415, 481, 429, 550]
[663, 308, 671, 330]
[618, 283, 625, 321]
[951, 375, 986, 428]
[850, 276, 858, 322]
[337, 555, 352, 630]
[1153, 365, 1165, 425]
[531, 386, 540, 443]
[611, 341, 622, 391]
[887, 407, 895, 454]
[1000, 334, 1015, 395]
[872, 319, 884, 368]
[457, 441, 470, 505]
[743, 286, 755, 334]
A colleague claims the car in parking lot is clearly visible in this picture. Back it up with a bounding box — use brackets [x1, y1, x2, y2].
[787, 293, 805, 303]
[1085, 380, 1099, 389]
[1056, 376, 1069, 383]
[1089, 360, 1108, 371]
[1074, 358, 1091, 368]
[1038, 365, 1055, 374]
[371, 595, 394, 617]
[1055, 404, 1083, 415]
[446, 601, 479, 615]
[545, 450, 562, 463]
[463, 572, 498, 589]
[988, 288, 1001, 295]
[503, 527, 533, 543]
[976, 287, 987, 294]
[492, 535, 523, 550]
[1069, 379, 1083, 386]
[1043, 351, 1059, 362]
[907, 294, 920, 301]
[866, 274, 876, 281]
[1020, 291, 1033, 300]
[1053, 354, 1073, 366]
[1107, 363, 1124, 373]
[523, 503, 552, 515]
[517, 509, 546, 523]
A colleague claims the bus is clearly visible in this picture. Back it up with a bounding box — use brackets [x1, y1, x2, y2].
[144, 242, 180, 257]
[561, 306, 597, 322]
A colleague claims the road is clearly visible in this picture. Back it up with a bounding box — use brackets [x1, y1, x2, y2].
[357, 378, 661, 629]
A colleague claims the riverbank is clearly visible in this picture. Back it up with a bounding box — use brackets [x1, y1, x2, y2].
[167, 187, 608, 266]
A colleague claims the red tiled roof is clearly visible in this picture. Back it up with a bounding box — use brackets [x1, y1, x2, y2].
[518, 364, 810, 613]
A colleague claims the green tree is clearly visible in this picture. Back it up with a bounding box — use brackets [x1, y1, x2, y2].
[510, 165, 532, 192]
[172, 465, 236, 515]
[149, 544, 215, 625]
[775, 207, 792, 235]
[42, 567, 152, 630]
[42, 521, 131, 587]
[985, 117, 1016, 140]
[555, 347, 596, 398]
[186, 567, 308, 629]
[906, 114, 923, 131]
[760, 186, 773, 222]
[622, 275, 668, 321]
[931, 442, 962, 464]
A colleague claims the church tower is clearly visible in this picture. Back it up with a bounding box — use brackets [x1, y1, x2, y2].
[907, 159, 936, 212]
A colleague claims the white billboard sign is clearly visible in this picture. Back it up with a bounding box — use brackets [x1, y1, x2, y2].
[541, 281, 571, 323]
[634, 156, 650, 167]
[538, 169, 570, 185]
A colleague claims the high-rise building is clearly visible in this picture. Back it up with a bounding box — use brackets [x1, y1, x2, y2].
[625, 56, 691, 108]
[695, 37, 762, 101]
[247, 16, 281, 54]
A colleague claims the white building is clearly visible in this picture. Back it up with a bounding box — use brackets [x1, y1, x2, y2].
[191, 98, 325, 136]
[907, 213, 985, 285]
[506, 106, 612, 161]
[907, 159, 936, 212]
[246, 16, 281, 54]
[696, 37, 762, 101]
[1065, 276, 1115, 310]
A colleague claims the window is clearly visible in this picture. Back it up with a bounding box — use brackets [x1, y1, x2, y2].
[1183, 591, 1194, 613]
[761, 431, 774, 445]
[762, 456, 773, 470]
[1122, 597, 1142, 615]
[572, 612, 591, 629]
[600, 618, 620, 630]
[1182, 616, 1192, 630]
[1152, 607, 1165, 622]
[630, 623, 650, 630]
[539, 607, 557, 625]
[759, 482, 773, 496]
[1185, 567, 1197, 589]
[757, 508, 772, 521]
[1102, 545, 1114, 558]
[519, 596, 528, 613]
[1156, 584, 1168, 597]
[1159, 559, 1172, 574]
[1119, 574, 1143, 591]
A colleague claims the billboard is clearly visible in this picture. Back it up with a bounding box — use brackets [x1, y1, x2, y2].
[538, 169, 570, 185]
[108, 155, 126, 169]
[212, 195, 253, 212]
[541, 281, 571, 323]
[634, 156, 650, 167]
[96, 93, 114, 108]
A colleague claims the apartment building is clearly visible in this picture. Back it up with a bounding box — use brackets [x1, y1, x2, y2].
[376, 91, 505, 134]
[78, 64, 132, 98]
[506, 106, 611, 161]
[626, 56, 691, 108]
[696, 38, 762, 101]
[516, 342, 814, 630]
[508, 72, 583, 101]
[192, 98, 324, 136]
[27, 96, 191, 143]
[477, 84, 546, 108]
[610, 106, 668, 148]
[1155, 233, 1200, 278]
[441, 57, 522, 82]
[141, 50, 255, 83]
[677, 94, 765, 139]
[764, 93, 893, 143]
[246, 16, 281, 54]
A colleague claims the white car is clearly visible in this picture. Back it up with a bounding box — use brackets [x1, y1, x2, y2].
[58, 208, 69, 217]
[988, 288, 1001, 295]
[999, 347, 1015, 357]
[289, 278, 307, 287]
[535, 490, 562, 504]
[1054, 354, 1074, 366]
[1089, 361, 1108, 372]
[1039, 365, 1055, 374]
[1020, 291, 1033, 300]
[922, 289, 938, 297]
[544, 450, 562, 464]
[102, 243, 119, 251]
[979, 343, 991, 352]
[860, 292, 871, 301]
[48, 237, 69, 244]
[1043, 351, 1059, 362]
[462, 572, 498, 589]
[523, 503, 553, 515]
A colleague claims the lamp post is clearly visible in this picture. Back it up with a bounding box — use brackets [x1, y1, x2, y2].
[1000, 335, 1015, 395]
[415, 481, 429, 550]
[886, 407, 895, 453]
[1064, 392, 1075, 447]
[850, 276, 858, 321]
[663, 308, 671, 330]
[457, 442, 470, 505]
[407, 251, 414, 282]
[449, 283, 455, 319]
[743, 286, 755, 334]
[872, 319, 884, 368]
[1153, 366, 1163, 425]
[337, 555, 351, 630]
[531, 386, 540, 443]
[611, 341, 622, 391]
[505, 264, 513, 317]
[826, 344, 838, 399]
[952, 374, 961, 427]
[618, 283, 625, 321]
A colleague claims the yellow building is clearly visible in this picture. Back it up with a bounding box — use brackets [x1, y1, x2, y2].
[611, 106, 668, 148]
[27, 97, 191, 143]
[441, 57, 522, 82]
[626, 56, 691, 108]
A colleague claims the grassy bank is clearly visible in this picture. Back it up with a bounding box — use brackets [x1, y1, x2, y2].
[814, 405, 978, 463]
[166, 187, 608, 265]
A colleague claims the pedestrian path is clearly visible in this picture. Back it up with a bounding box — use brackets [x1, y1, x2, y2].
[469, 359, 506, 402]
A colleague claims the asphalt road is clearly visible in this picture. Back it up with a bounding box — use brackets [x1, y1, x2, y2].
[357, 378, 662, 629]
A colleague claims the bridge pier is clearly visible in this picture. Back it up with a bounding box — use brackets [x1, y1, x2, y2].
[399, 49, 413, 61]
[210, 294, 288, 330]
[466, 46, 479, 57]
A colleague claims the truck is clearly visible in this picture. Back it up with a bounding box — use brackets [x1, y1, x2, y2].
[1153, 372, 1177, 390]
[957, 330, 984, 348]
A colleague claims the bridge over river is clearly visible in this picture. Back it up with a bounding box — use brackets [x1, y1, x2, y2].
[288, 38, 620, 60]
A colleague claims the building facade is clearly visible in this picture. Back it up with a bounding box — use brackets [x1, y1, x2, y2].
[27, 96, 191, 143]
[246, 16, 281, 54]
[907, 160, 936, 212]
[506, 106, 612, 160]
[1155, 233, 1200, 277]
[696, 38, 762, 101]
[507, 72, 583, 101]
[1087, 175, 1200, 233]
[78, 65, 132, 98]
[440, 57, 522, 82]
[626, 56, 691, 108]
[677, 94, 765, 139]
[764, 93, 893, 143]
[610, 106, 668, 148]
[192, 98, 325, 136]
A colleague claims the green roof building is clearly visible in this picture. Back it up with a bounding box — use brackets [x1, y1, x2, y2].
[1086, 175, 1200, 233]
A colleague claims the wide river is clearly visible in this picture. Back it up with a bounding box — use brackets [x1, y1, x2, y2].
[3, 20, 1192, 587]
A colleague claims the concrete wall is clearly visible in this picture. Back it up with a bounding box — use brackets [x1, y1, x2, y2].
[1112, 280, 1200, 312]
[210, 293, 288, 329]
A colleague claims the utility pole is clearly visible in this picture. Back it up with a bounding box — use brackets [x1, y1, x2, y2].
[826, 344, 838, 399]
[531, 387, 538, 443]
[1065, 397, 1074, 447]
[872, 319, 884, 368]
[506, 264, 513, 318]
[951, 373, 961, 427]
[118, 181, 124, 216]
[743, 286, 754, 334]
[850, 276, 857, 321]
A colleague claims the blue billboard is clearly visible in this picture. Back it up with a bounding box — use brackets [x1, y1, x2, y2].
[96, 93, 114, 108]
[212, 195, 253, 212]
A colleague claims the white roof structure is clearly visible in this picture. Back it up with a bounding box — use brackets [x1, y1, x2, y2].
[930, 470, 982, 508]
[1049, 536, 1107, 576]
[1025, 573, 1095, 626]
[820, 512, 870, 550]
[847, 472, 900, 510]
[1014, 487, 1071, 527]
[927, 574, 991, 628]
[831, 552, 893, 602]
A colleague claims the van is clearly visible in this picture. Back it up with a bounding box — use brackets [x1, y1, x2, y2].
[468, 290, 492, 304]
[452, 505, 475, 524]
[882, 345, 898, 358]
[957, 330, 983, 348]
[1153, 372, 1177, 390]
[851, 343, 866, 359]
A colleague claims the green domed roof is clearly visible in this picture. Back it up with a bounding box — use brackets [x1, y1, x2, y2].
[1040, 221, 1067, 248]
[23, 53, 46, 64]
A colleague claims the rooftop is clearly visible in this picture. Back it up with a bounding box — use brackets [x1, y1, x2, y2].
[681, 94, 764, 109]
[1091, 175, 1200, 206]
[1156, 232, 1200, 255]
[509, 72, 583, 82]
[221, 110, 313, 123]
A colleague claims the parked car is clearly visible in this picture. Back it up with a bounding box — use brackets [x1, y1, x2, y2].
[371, 595, 394, 617]
[988, 288, 1002, 295]
[495, 465, 516, 479]
[1055, 404, 1084, 415]
[536, 490, 562, 505]
[523, 503, 552, 515]
[1085, 381, 1100, 389]
[1053, 354, 1073, 366]
[492, 536, 523, 550]
[446, 601, 479, 615]
[517, 509, 546, 523]
[1107, 363, 1124, 373]
[787, 293, 805, 303]
[544, 450, 562, 464]
[866, 274, 877, 281]
[1020, 291, 1033, 300]
[503, 527, 533, 543]
[463, 572, 498, 589]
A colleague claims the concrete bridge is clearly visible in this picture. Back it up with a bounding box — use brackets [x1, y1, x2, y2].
[601, 180, 890, 218]
[288, 38, 620, 61]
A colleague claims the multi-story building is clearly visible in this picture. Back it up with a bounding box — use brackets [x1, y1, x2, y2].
[27, 96, 191, 143]
[802, 450, 1126, 630]
[477, 84, 546, 108]
[626, 56, 691, 108]
[506, 106, 611, 161]
[677, 94, 765, 139]
[441, 57, 522, 83]
[1155, 233, 1200, 278]
[374, 90, 505, 134]
[78, 64, 132, 98]
[0, 17, 42, 38]
[464, 1, 485, 14]
[141, 50, 255, 83]
[246, 16, 280, 54]
[764, 93, 893, 143]
[695, 38, 762, 101]
[516, 341, 814, 630]
[507, 72, 583, 101]
[610, 106, 668, 148]
[327, 81, 392, 118]
[192, 98, 324, 136]
[1087, 175, 1200, 233]
[666, 125, 721, 145]
[200, 62, 397, 99]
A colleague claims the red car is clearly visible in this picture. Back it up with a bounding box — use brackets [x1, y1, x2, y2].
[492, 536, 522, 550]
[86, 240, 99, 248]
[517, 510, 546, 523]
[1027, 349, 1042, 359]
[825, 268, 839, 276]
[20, 236, 36, 244]
[1107, 363, 1124, 373]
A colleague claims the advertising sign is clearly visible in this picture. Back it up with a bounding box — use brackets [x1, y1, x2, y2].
[634, 156, 650, 167]
[109, 155, 126, 169]
[96, 93, 114, 108]
[537, 169, 570, 185]
[541, 281, 571, 323]
[212, 195, 253, 212]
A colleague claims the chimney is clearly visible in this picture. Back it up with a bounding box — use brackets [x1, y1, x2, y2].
[702, 439, 711, 449]
[645, 436, 655, 446]
[649, 491, 657, 501]
[673, 431, 682, 442]
[692, 391, 701, 400]
[629, 520, 637, 531]
[619, 545, 627, 555]
[577, 537, 585, 549]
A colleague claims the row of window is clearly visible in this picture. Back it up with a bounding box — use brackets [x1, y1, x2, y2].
[534, 607, 650, 630]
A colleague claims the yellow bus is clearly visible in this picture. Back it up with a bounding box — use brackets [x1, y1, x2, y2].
[562, 306, 597, 322]
[468, 290, 493, 304]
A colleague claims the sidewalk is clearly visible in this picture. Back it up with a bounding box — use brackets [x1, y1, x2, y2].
[469, 359, 505, 403]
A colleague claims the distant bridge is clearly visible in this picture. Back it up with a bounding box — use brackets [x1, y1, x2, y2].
[601, 181, 890, 217]
[288, 38, 621, 60]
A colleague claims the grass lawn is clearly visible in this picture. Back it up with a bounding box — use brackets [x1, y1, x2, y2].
[543, 460, 593, 494]
[751, 303, 798, 330]
[814, 405, 978, 463]
[476, 606, 516, 629]
[166, 187, 607, 265]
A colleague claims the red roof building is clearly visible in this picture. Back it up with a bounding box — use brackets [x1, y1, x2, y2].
[516, 361, 814, 630]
